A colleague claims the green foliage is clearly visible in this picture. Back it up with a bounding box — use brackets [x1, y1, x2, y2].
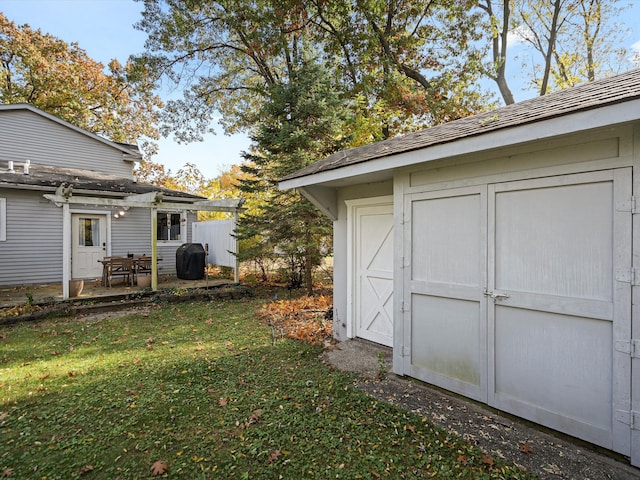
[136, 0, 490, 143]
[0, 13, 163, 157]
[0, 300, 538, 479]
[236, 61, 345, 293]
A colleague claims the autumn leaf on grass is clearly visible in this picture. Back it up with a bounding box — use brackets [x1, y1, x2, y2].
[481, 454, 495, 467]
[150, 460, 167, 476]
[1, 468, 13, 477]
[268, 449, 281, 464]
[78, 465, 94, 475]
[242, 409, 263, 428]
[456, 454, 468, 465]
[218, 397, 228, 407]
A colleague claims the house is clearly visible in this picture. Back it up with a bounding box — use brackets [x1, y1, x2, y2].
[280, 68, 640, 466]
[0, 104, 242, 298]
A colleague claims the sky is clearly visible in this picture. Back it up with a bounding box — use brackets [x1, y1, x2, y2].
[2, 0, 640, 179]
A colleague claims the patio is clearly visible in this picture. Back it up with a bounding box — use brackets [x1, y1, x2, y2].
[0, 274, 235, 308]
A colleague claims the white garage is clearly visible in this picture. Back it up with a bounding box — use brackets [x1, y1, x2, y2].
[280, 69, 640, 466]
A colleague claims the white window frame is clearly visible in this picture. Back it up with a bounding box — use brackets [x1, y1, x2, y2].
[157, 210, 186, 244]
[0, 198, 6, 241]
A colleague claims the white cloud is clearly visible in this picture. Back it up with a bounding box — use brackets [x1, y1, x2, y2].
[507, 25, 532, 47]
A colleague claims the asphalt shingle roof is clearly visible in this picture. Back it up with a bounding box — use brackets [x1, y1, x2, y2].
[282, 68, 640, 182]
[0, 163, 203, 200]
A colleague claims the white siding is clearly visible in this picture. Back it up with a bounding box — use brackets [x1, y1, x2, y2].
[0, 110, 134, 178]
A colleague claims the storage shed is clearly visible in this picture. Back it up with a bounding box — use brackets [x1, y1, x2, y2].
[279, 69, 640, 466]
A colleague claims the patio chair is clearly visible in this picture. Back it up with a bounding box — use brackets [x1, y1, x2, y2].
[135, 256, 153, 282]
[106, 256, 134, 287]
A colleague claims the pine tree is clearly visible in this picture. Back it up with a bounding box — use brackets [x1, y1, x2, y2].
[237, 61, 351, 294]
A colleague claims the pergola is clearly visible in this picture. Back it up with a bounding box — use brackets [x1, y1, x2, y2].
[44, 184, 244, 299]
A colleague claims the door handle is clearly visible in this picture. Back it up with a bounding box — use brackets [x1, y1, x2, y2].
[483, 289, 510, 301]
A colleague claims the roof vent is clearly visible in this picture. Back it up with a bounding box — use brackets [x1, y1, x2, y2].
[23, 159, 30, 176]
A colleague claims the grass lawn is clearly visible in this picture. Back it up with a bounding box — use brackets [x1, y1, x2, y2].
[0, 297, 537, 479]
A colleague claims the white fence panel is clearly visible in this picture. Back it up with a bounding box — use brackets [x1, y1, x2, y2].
[192, 219, 236, 268]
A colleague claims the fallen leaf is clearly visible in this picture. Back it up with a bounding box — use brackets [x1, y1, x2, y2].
[242, 408, 263, 427]
[150, 460, 167, 476]
[268, 449, 281, 463]
[481, 454, 494, 467]
[78, 465, 94, 475]
[405, 424, 415, 433]
[1, 468, 13, 477]
[457, 454, 468, 464]
[519, 442, 534, 454]
[133, 358, 141, 364]
[218, 397, 228, 406]
[0, 412, 9, 420]
[146, 338, 155, 344]
[40, 374, 50, 380]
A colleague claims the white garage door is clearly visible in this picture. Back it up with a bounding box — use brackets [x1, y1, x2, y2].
[349, 198, 394, 347]
[403, 169, 632, 455]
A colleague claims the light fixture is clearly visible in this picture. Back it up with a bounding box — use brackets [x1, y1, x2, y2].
[118, 210, 126, 216]
[114, 213, 120, 219]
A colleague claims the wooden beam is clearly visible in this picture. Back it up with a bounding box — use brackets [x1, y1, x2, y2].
[43, 194, 244, 213]
[125, 192, 163, 204]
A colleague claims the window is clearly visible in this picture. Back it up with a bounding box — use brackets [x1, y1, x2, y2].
[78, 217, 100, 246]
[0, 198, 5, 241]
[157, 211, 185, 242]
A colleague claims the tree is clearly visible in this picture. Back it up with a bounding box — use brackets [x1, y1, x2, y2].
[478, 0, 633, 103]
[136, 0, 490, 144]
[0, 13, 163, 157]
[236, 60, 350, 294]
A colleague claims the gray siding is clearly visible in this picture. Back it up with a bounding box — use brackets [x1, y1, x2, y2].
[0, 189, 63, 286]
[111, 208, 152, 258]
[111, 209, 199, 276]
[0, 195, 200, 286]
[0, 110, 134, 178]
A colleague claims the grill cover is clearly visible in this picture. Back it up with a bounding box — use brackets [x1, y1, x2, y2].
[176, 243, 206, 280]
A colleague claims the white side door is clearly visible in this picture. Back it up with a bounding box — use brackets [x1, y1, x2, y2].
[349, 198, 394, 346]
[71, 214, 107, 279]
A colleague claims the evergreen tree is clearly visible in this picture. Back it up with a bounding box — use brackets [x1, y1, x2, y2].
[237, 61, 351, 294]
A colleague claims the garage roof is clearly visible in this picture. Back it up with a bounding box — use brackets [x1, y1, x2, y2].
[281, 68, 640, 187]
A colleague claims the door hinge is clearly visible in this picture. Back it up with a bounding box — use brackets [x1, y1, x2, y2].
[614, 339, 640, 358]
[615, 267, 640, 285]
[616, 196, 639, 214]
[615, 410, 640, 430]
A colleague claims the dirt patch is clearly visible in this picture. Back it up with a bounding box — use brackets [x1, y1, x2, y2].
[323, 339, 640, 480]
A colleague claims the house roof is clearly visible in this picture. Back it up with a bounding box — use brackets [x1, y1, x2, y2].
[281, 68, 640, 186]
[0, 103, 142, 159]
[0, 163, 204, 201]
